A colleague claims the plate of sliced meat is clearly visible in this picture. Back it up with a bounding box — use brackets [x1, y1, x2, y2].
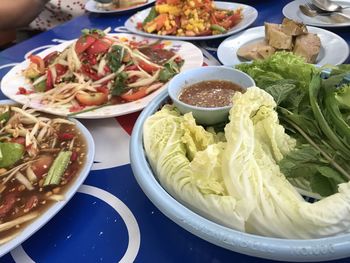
[217, 18, 349, 66]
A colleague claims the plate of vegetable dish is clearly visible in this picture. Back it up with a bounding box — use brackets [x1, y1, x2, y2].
[124, 1, 258, 40]
[130, 53, 350, 261]
[217, 20, 349, 66]
[0, 100, 94, 257]
[85, 0, 155, 14]
[1, 29, 203, 118]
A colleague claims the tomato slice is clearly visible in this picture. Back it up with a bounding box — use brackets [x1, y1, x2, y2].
[31, 155, 54, 179]
[137, 59, 160, 74]
[75, 92, 108, 106]
[120, 87, 148, 102]
[96, 86, 109, 94]
[11, 137, 25, 145]
[43, 51, 59, 67]
[29, 55, 45, 73]
[86, 39, 111, 55]
[55, 64, 68, 77]
[75, 35, 97, 54]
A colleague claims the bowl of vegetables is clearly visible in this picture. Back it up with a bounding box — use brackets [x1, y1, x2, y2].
[130, 52, 350, 262]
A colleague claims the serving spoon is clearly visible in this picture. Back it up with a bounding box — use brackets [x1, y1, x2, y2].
[300, 3, 350, 20]
[312, 0, 350, 12]
[299, 3, 335, 16]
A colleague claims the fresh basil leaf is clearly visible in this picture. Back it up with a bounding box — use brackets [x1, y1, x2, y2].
[111, 72, 128, 96]
[107, 45, 124, 72]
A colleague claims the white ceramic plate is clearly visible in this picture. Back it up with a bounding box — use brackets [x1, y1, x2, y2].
[0, 99, 95, 257]
[1, 33, 203, 119]
[124, 1, 258, 40]
[283, 0, 350, 27]
[217, 26, 349, 66]
[85, 0, 155, 14]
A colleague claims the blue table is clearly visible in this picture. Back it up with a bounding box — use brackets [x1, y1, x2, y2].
[0, 1, 349, 262]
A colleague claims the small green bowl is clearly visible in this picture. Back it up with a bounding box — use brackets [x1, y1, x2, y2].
[168, 66, 255, 126]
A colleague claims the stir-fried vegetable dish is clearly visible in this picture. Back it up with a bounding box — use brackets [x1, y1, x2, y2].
[139, 0, 243, 36]
[97, 0, 148, 11]
[0, 105, 85, 244]
[22, 29, 184, 114]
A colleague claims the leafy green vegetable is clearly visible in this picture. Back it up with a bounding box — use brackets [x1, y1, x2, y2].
[143, 7, 157, 26]
[0, 142, 25, 168]
[159, 60, 183, 82]
[144, 87, 350, 239]
[107, 45, 124, 72]
[237, 52, 350, 197]
[111, 72, 128, 96]
[335, 84, 350, 110]
[81, 28, 105, 37]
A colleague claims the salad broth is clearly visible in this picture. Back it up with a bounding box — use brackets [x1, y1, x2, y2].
[0, 107, 86, 243]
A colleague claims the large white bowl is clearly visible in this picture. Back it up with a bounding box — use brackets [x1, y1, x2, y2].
[130, 90, 350, 262]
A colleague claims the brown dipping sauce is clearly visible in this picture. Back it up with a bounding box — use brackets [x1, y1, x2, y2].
[178, 80, 243, 108]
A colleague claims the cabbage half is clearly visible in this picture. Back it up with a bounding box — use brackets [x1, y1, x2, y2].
[143, 87, 350, 239]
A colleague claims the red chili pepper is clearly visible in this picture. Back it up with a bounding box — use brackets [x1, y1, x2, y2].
[46, 69, 54, 90]
[125, 64, 139, 71]
[104, 65, 111, 73]
[137, 22, 143, 29]
[16, 87, 33, 95]
[58, 133, 75, 140]
[70, 151, 78, 162]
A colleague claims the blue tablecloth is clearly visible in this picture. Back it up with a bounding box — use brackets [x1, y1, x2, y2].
[0, 1, 349, 262]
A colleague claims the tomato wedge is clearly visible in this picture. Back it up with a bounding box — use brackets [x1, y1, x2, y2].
[55, 64, 68, 77]
[86, 39, 111, 55]
[75, 92, 108, 106]
[137, 59, 160, 74]
[120, 87, 148, 102]
[43, 51, 59, 67]
[75, 35, 97, 54]
[29, 55, 45, 73]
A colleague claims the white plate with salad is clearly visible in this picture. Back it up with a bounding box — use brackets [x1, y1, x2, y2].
[1, 30, 204, 119]
[217, 25, 349, 66]
[124, 1, 258, 40]
[283, 0, 350, 27]
[85, 0, 155, 14]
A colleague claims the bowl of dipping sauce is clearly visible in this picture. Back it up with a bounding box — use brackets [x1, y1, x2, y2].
[168, 66, 255, 125]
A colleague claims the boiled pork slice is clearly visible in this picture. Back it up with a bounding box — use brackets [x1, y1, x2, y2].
[281, 18, 308, 36]
[265, 22, 280, 42]
[237, 41, 276, 60]
[293, 33, 321, 63]
[267, 26, 293, 50]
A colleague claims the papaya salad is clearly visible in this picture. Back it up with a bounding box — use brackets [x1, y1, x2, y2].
[139, 0, 243, 37]
[22, 29, 184, 114]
